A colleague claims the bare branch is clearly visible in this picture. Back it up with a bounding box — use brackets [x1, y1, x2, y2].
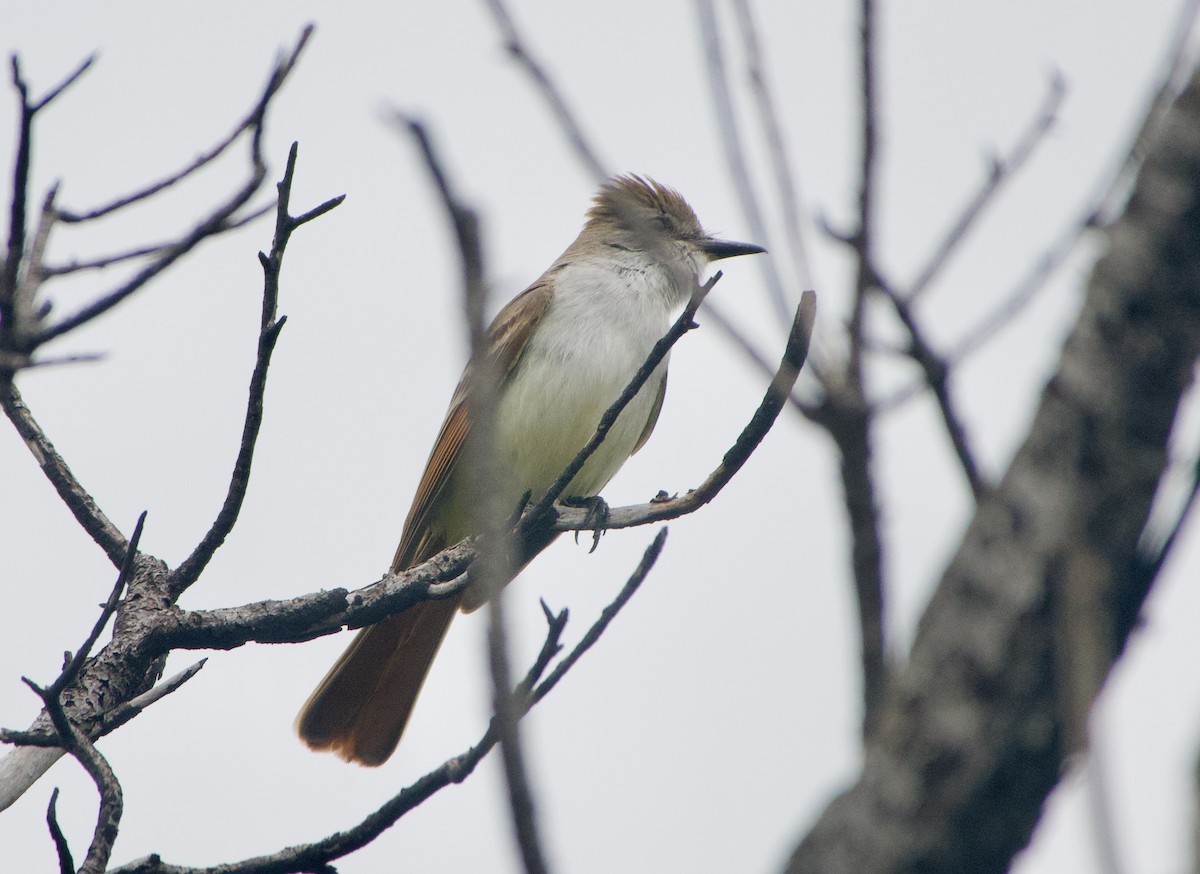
[1, 382, 128, 565]
[701, 299, 817, 419]
[529, 529, 666, 706]
[906, 73, 1064, 304]
[480, 0, 606, 180]
[849, 0, 879, 378]
[876, 213, 1088, 414]
[50, 512, 146, 697]
[30, 27, 314, 348]
[695, 0, 793, 324]
[46, 788, 74, 874]
[0, 53, 88, 348]
[874, 272, 987, 498]
[4, 57, 33, 304]
[0, 55, 76, 364]
[28, 54, 96, 113]
[18, 520, 143, 873]
[918, 0, 1200, 378]
[170, 143, 343, 594]
[56, 28, 311, 224]
[43, 201, 275, 277]
[159, 318, 819, 649]
[400, 117, 485, 325]
[730, 0, 814, 293]
[877, 4, 1200, 416]
[9, 183, 60, 349]
[163, 541, 478, 651]
[1088, 0, 1200, 228]
[1, 660, 207, 750]
[488, 585, 552, 874]
[45, 787, 75, 874]
[1132, 447, 1200, 594]
[28, 681, 123, 874]
[111, 535, 665, 874]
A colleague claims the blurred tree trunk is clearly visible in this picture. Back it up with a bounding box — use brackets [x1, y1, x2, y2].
[786, 63, 1200, 874]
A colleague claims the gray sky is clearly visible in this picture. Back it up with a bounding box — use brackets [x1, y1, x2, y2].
[3, 2, 1199, 872]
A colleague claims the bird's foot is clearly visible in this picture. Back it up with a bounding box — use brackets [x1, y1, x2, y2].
[562, 495, 610, 553]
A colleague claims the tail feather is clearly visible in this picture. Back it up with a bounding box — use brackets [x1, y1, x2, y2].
[295, 597, 460, 766]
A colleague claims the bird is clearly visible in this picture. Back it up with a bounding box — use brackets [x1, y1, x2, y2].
[295, 174, 765, 765]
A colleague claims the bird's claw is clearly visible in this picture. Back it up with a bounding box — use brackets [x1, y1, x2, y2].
[563, 495, 610, 553]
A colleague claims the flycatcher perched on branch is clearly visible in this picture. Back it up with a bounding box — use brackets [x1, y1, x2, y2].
[296, 175, 764, 765]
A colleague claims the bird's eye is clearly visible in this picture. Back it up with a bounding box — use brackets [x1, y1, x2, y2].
[652, 215, 672, 231]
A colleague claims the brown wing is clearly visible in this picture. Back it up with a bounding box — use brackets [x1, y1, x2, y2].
[295, 279, 556, 765]
[391, 280, 556, 570]
[631, 368, 668, 455]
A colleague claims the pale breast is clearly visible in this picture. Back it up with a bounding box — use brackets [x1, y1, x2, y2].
[433, 256, 683, 572]
[493, 269, 671, 503]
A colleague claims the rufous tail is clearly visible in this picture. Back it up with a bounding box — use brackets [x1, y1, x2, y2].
[294, 597, 460, 766]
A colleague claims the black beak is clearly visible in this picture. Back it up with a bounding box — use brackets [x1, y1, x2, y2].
[700, 238, 767, 260]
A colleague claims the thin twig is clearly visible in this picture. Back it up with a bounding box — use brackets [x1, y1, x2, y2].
[928, 0, 1200, 378]
[149, 282, 808, 645]
[401, 117, 485, 325]
[530, 529, 666, 706]
[46, 787, 74, 869]
[43, 202, 275, 277]
[874, 272, 986, 498]
[2, 57, 37, 357]
[703, 299, 817, 420]
[876, 0, 1200, 416]
[550, 292, 815, 532]
[32, 27, 314, 347]
[1, 382, 129, 565]
[906, 72, 1065, 303]
[947, 216, 1089, 363]
[695, 0, 792, 324]
[848, 0, 878, 382]
[35, 169, 264, 346]
[480, 0, 606, 180]
[1089, 0, 1200, 228]
[169, 144, 343, 595]
[9, 183, 60, 352]
[46, 788, 75, 874]
[1116, 428, 1200, 648]
[1, 660, 207, 749]
[873, 217, 1085, 415]
[28, 55, 96, 113]
[730, 0, 814, 293]
[56, 29, 311, 225]
[0, 350, 104, 370]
